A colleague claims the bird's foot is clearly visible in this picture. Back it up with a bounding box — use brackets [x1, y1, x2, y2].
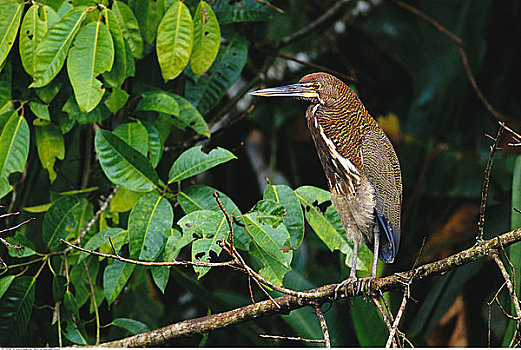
[354, 276, 378, 297]
[334, 277, 357, 299]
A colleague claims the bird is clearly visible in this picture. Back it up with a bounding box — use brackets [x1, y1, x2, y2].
[250, 72, 402, 291]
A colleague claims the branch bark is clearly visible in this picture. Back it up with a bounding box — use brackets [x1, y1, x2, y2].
[96, 227, 521, 347]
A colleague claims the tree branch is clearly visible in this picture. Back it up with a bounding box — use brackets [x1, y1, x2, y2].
[95, 227, 521, 347]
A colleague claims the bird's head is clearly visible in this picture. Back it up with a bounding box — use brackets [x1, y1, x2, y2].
[250, 72, 345, 106]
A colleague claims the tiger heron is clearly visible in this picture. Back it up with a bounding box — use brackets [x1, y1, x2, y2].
[250, 72, 402, 290]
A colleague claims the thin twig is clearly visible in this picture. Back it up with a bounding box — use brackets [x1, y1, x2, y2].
[259, 334, 326, 343]
[254, 0, 284, 14]
[386, 286, 409, 348]
[372, 296, 395, 346]
[61, 239, 235, 268]
[314, 305, 331, 348]
[73, 186, 119, 246]
[0, 217, 36, 235]
[490, 251, 521, 328]
[477, 125, 504, 240]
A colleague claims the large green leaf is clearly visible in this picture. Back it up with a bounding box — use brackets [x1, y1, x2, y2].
[110, 187, 148, 213]
[178, 210, 229, 278]
[143, 122, 163, 168]
[102, 8, 127, 87]
[243, 212, 292, 286]
[212, 0, 275, 24]
[504, 155, 521, 345]
[103, 259, 135, 306]
[19, 5, 60, 77]
[113, 122, 148, 156]
[95, 129, 158, 192]
[128, 0, 158, 44]
[136, 90, 179, 116]
[104, 86, 129, 114]
[67, 21, 115, 113]
[156, 0, 193, 81]
[168, 145, 236, 183]
[0, 275, 15, 300]
[112, 1, 143, 58]
[42, 195, 82, 250]
[295, 185, 370, 271]
[264, 184, 304, 248]
[169, 93, 210, 137]
[0, 0, 23, 68]
[128, 193, 173, 261]
[178, 184, 250, 250]
[34, 121, 65, 183]
[185, 33, 247, 115]
[30, 6, 88, 88]
[190, 1, 220, 77]
[0, 111, 30, 198]
[0, 276, 36, 344]
[112, 318, 151, 335]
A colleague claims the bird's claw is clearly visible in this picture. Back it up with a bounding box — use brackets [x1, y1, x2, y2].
[334, 277, 357, 299]
[333, 276, 378, 299]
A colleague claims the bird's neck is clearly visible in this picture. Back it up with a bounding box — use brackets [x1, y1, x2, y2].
[306, 97, 374, 171]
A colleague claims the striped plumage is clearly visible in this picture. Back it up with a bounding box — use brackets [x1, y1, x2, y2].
[250, 72, 402, 282]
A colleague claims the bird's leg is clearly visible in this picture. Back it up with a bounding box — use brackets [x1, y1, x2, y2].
[358, 230, 380, 295]
[334, 242, 359, 298]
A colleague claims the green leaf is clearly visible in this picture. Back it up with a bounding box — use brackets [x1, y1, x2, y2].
[79, 227, 126, 263]
[42, 195, 82, 250]
[61, 313, 88, 345]
[168, 145, 236, 183]
[178, 209, 229, 278]
[63, 290, 80, 321]
[0, 111, 30, 198]
[185, 33, 247, 115]
[128, 193, 173, 261]
[0, 276, 36, 344]
[178, 184, 250, 250]
[52, 274, 67, 303]
[104, 86, 129, 114]
[264, 184, 304, 249]
[151, 263, 170, 294]
[112, 1, 143, 58]
[95, 128, 158, 192]
[504, 155, 521, 346]
[156, 0, 193, 81]
[251, 199, 286, 227]
[30, 6, 88, 88]
[244, 212, 292, 286]
[164, 228, 194, 260]
[128, 0, 158, 44]
[102, 8, 127, 87]
[190, 1, 220, 77]
[112, 318, 151, 335]
[143, 122, 163, 168]
[103, 259, 135, 306]
[0, 0, 23, 68]
[113, 122, 148, 156]
[19, 5, 60, 77]
[67, 21, 115, 113]
[62, 95, 107, 124]
[0, 275, 15, 300]
[110, 187, 148, 213]
[34, 121, 65, 183]
[70, 256, 99, 308]
[212, 0, 275, 24]
[157, 0, 176, 19]
[35, 77, 62, 103]
[295, 185, 370, 271]
[169, 93, 210, 137]
[136, 90, 179, 116]
[29, 101, 50, 120]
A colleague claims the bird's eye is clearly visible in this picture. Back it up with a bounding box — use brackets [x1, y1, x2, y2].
[312, 82, 320, 90]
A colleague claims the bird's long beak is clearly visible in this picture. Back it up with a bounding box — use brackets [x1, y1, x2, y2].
[249, 83, 318, 98]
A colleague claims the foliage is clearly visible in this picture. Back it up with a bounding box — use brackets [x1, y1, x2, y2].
[0, 0, 519, 347]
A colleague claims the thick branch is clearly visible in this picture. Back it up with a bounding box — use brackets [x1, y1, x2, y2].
[97, 227, 521, 347]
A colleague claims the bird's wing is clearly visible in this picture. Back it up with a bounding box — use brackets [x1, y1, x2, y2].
[361, 127, 402, 261]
